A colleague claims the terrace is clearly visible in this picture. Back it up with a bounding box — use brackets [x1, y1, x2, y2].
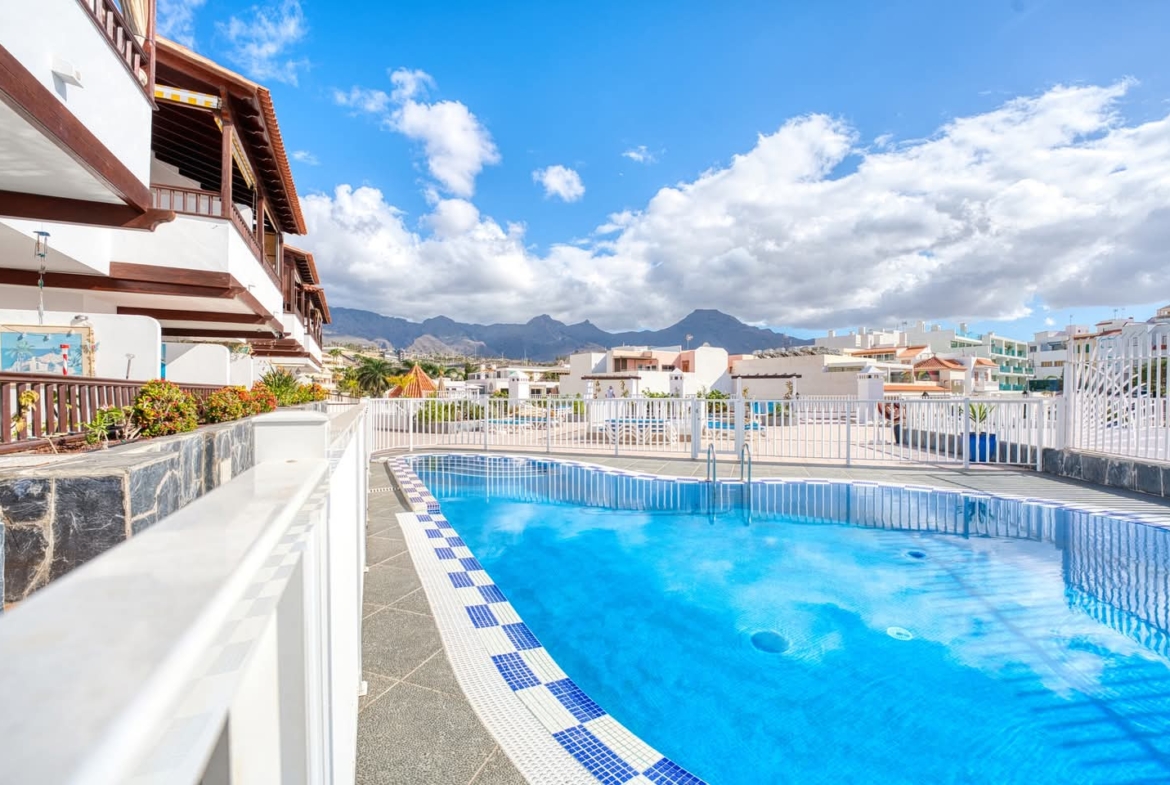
[1, 325, 1169, 783]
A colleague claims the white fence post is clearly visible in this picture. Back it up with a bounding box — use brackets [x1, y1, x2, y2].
[1036, 399, 1047, 472]
[845, 399, 852, 467]
[962, 398, 971, 470]
[691, 398, 701, 460]
[734, 397, 746, 457]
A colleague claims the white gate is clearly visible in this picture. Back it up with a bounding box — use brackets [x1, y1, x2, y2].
[1066, 322, 1170, 462]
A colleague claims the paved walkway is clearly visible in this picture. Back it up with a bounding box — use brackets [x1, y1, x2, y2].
[356, 455, 1170, 784]
[357, 461, 525, 785]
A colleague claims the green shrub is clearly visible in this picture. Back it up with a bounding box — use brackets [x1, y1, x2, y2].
[202, 387, 247, 423]
[414, 400, 484, 427]
[258, 370, 328, 407]
[132, 380, 198, 437]
[84, 405, 137, 446]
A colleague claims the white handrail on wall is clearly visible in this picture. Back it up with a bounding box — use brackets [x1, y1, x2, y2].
[0, 405, 369, 785]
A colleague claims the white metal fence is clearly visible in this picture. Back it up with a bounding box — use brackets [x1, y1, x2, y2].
[1066, 322, 1170, 462]
[0, 406, 369, 785]
[367, 395, 1058, 467]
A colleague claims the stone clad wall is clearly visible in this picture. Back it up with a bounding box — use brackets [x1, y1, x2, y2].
[0, 420, 254, 606]
[1042, 448, 1170, 500]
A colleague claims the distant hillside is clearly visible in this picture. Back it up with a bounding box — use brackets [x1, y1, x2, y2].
[325, 307, 809, 361]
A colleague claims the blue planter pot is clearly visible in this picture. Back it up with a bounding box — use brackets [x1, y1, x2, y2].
[968, 432, 997, 462]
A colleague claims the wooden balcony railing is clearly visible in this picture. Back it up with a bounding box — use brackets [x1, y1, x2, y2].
[152, 185, 223, 217]
[77, 0, 152, 97]
[230, 203, 265, 262]
[0, 373, 221, 453]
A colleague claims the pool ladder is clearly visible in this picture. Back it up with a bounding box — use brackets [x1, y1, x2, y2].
[705, 445, 752, 523]
[740, 444, 752, 525]
[706, 445, 717, 520]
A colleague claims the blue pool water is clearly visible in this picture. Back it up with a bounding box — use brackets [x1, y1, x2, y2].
[412, 456, 1170, 785]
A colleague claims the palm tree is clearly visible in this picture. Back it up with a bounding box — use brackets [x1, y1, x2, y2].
[353, 357, 396, 396]
[328, 347, 343, 360]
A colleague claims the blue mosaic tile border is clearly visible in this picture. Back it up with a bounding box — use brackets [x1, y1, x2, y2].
[399, 452, 1170, 530]
[386, 456, 708, 785]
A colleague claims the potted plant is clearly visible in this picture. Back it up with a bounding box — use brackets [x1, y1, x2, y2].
[967, 403, 997, 462]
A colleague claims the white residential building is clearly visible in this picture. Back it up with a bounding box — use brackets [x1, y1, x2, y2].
[817, 321, 1035, 392]
[560, 345, 731, 397]
[466, 364, 569, 396]
[1028, 326, 1091, 381]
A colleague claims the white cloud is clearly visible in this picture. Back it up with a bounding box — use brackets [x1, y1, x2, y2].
[333, 86, 391, 115]
[532, 165, 585, 202]
[291, 150, 319, 165]
[157, 0, 206, 47]
[390, 68, 435, 102]
[218, 0, 308, 86]
[622, 145, 658, 164]
[333, 68, 499, 198]
[306, 81, 1170, 330]
[1044, 317, 1056, 327]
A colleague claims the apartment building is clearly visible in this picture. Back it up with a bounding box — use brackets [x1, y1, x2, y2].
[816, 322, 1034, 392]
[0, 5, 328, 384]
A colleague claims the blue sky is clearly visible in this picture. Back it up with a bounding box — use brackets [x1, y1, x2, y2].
[163, 0, 1170, 339]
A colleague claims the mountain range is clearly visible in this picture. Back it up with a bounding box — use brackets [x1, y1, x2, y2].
[325, 307, 810, 361]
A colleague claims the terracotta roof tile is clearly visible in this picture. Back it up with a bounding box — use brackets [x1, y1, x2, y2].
[388, 364, 437, 398]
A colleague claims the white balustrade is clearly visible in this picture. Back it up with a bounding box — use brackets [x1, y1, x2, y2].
[0, 405, 369, 785]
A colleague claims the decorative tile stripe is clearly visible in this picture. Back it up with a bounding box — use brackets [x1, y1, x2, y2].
[386, 457, 709, 785]
[548, 679, 607, 723]
[644, 757, 707, 785]
[553, 725, 639, 785]
[449, 572, 476, 589]
[466, 604, 500, 629]
[477, 584, 507, 604]
[502, 622, 542, 651]
[492, 652, 542, 691]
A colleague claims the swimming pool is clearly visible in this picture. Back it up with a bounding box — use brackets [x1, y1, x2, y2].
[400, 454, 1170, 784]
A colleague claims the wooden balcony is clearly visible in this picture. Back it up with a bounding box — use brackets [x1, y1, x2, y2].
[77, 0, 153, 98]
[151, 185, 281, 290]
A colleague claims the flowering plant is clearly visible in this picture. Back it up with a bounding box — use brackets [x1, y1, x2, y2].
[132, 380, 198, 437]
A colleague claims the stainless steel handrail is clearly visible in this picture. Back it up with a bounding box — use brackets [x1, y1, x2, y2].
[740, 443, 752, 525]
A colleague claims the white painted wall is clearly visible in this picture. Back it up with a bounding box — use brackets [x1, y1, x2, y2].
[691, 347, 731, 391]
[230, 354, 257, 387]
[0, 220, 113, 275]
[112, 216, 285, 318]
[731, 355, 860, 397]
[0, 0, 152, 187]
[0, 309, 160, 380]
[560, 352, 606, 397]
[163, 342, 230, 386]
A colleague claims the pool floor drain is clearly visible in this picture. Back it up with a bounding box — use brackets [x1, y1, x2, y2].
[887, 627, 914, 641]
[751, 631, 790, 653]
[905, 550, 927, 560]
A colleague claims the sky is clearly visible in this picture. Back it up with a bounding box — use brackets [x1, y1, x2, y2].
[160, 0, 1170, 339]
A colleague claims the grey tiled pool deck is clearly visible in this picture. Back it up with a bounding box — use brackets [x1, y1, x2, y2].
[359, 464, 526, 785]
[357, 454, 1170, 784]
